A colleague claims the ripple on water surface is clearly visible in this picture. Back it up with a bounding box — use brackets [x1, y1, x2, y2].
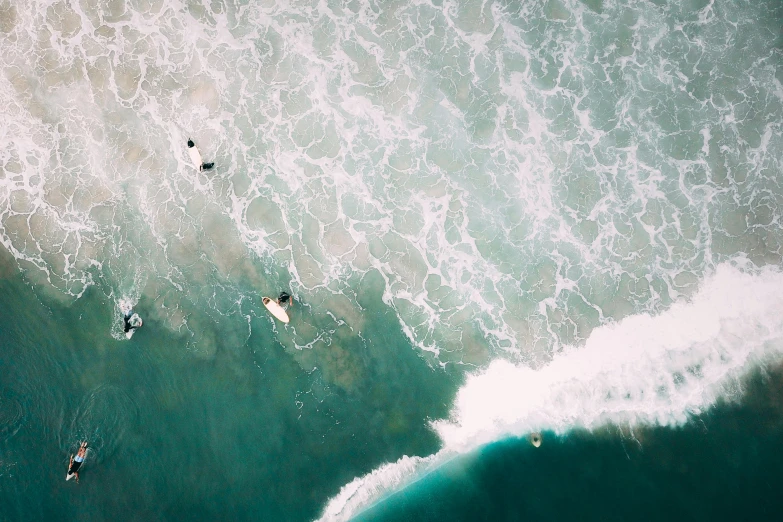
[64, 384, 139, 462]
[0, 391, 24, 441]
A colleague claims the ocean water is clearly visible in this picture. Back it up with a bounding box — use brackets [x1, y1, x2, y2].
[357, 365, 783, 522]
[1, 0, 782, 520]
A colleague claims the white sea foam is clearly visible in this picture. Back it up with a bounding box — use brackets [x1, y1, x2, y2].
[318, 454, 437, 522]
[436, 262, 783, 449]
[1, 0, 782, 518]
[1, 0, 781, 372]
[319, 262, 783, 521]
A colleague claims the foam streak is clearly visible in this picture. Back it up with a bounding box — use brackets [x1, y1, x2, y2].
[320, 262, 783, 520]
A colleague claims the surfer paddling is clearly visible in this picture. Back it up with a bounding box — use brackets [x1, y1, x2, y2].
[262, 291, 293, 323]
[123, 309, 143, 334]
[276, 291, 293, 310]
[187, 139, 214, 171]
[67, 441, 88, 483]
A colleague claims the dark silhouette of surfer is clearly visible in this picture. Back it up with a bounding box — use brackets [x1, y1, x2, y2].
[277, 291, 293, 310]
[123, 309, 143, 333]
[187, 139, 214, 171]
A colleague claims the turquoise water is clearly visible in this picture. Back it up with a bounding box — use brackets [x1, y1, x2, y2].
[0, 258, 455, 520]
[357, 366, 783, 521]
[1, 0, 783, 520]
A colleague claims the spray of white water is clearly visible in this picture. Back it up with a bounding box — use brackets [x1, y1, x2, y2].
[1, 0, 781, 516]
[319, 262, 783, 521]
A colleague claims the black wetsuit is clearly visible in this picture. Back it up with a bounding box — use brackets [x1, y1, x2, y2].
[68, 459, 82, 475]
[278, 292, 291, 304]
[123, 311, 140, 333]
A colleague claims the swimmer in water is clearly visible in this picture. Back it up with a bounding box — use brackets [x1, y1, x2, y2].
[123, 309, 143, 333]
[276, 292, 293, 310]
[67, 441, 88, 483]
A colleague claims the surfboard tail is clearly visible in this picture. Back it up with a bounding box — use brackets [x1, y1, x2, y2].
[263, 297, 291, 323]
[187, 144, 203, 169]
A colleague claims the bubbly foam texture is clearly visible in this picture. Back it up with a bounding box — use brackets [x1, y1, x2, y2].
[2, 0, 781, 366]
[319, 454, 437, 522]
[319, 263, 783, 520]
[1, 0, 782, 517]
[435, 263, 783, 448]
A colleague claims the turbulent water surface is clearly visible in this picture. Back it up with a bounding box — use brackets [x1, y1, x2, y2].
[1, 0, 782, 520]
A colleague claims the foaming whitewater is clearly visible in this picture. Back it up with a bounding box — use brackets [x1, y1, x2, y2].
[435, 263, 783, 448]
[2, 0, 782, 370]
[1, 0, 783, 519]
[319, 455, 437, 522]
[319, 263, 783, 521]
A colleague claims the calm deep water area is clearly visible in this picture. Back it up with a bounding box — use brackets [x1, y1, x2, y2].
[1, 0, 783, 520]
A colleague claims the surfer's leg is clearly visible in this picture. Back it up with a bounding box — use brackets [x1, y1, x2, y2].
[123, 309, 133, 331]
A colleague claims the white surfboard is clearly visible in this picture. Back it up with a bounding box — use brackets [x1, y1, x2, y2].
[187, 139, 203, 169]
[530, 432, 542, 448]
[263, 297, 290, 323]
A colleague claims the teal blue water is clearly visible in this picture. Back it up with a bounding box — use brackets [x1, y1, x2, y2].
[2, 0, 783, 520]
[356, 366, 783, 521]
[0, 259, 455, 520]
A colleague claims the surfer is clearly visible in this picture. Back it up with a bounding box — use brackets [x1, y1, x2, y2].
[67, 441, 88, 483]
[276, 291, 293, 310]
[187, 139, 214, 171]
[123, 309, 143, 333]
[262, 292, 293, 323]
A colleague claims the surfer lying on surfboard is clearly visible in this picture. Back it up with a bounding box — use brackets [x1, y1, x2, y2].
[67, 442, 88, 483]
[187, 139, 214, 171]
[123, 309, 143, 334]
